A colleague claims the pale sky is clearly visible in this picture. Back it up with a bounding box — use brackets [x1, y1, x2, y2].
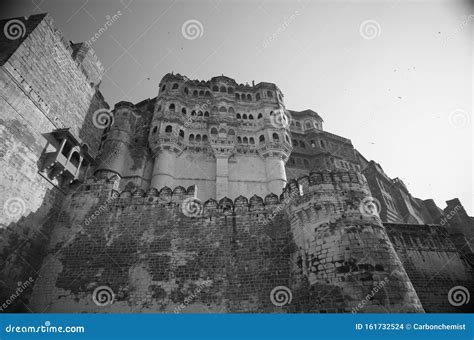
[3, 0, 473, 214]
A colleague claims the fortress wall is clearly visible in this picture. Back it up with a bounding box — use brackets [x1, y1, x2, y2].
[385, 223, 474, 313]
[285, 171, 424, 313]
[28, 177, 292, 313]
[0, 14, 106, 311]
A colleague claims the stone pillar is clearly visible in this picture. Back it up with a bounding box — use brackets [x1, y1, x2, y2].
[150, 149, 176, 189]
[265, 156, 287, 194]
[215, 155, 229, 199]
[285, 170, 424, 313]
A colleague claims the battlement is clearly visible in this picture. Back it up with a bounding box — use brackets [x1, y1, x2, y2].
[282, 169, 367, 196]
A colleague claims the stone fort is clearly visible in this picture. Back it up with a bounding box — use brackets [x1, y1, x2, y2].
[0, 14, 473, 313]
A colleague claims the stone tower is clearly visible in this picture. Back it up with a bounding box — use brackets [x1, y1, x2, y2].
[285, 170, 424, 312]
[148, 73, 292, 200]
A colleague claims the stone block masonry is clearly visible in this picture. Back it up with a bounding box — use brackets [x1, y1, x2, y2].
[29, 176, 293, 313]
[0, 13, 107, 312]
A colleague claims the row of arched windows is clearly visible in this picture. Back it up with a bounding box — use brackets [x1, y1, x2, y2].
[236, 113, 264, 120]
[288, 157, 310, 167]
[161, 82, 281, 103]
[189, 134, 208, 143]
[291, 138, 327, 149]
[156, 124, 292, 147]
[291, 120, 321, 130]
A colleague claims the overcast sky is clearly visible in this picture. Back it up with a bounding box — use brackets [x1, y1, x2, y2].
[3, 0, 473, 214]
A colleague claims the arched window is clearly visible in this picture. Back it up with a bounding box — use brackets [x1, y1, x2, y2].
[165, 125, 172, 133]
[196, 134, 201, 142]
[203, 135, 208, 142]
[292, 139, 298, 146]
[191, 110, 196, 116]
[259, 135, 265, 144]
[303, 159, 309, 167]
[290, 158, 295, 165]
[243, 114, 247, 120]
[193, 90, 198, 97]
[157, 105, 162, 112]
[69, 151, 80, 167]
[181, 108, 187, 115]
[205, 91, 211, 97]
[267, 91, 273, 98]
[310, 140, 316, 148]
[228, 87, 234, 94]
[219, 106, 227, 112]
[236, 113, 241, 119]
[152, 126, 158, 134]
[305, 121, 312, 129]
[249, 114, 254, 120]
[257, 113, 262, 119]
[299, 141, 305, 148]
[199, 90, 204, 96]
[220, 86, 227, 93]
[172, 83, 179, 89]
[210, 127, 218, 135]
[204, 111, 209, 117]
[179, 130, 184, 138]
[169, 104, 175, 112]
[198, 111, 203, 116]
[228, 129, 235, 136]
[218, 128, 226, 137]
[241, 94, 246, 101]
[249, 137, 255, 144]
[184, 87, 189, 95]
[161, 84, 166, 92]
[212, 106, 218, 112]
[256, 93, 261, 100]
[247, 94, 252, 101]
[212, 85, 219, 91]
[228, 107, 235, 113]
[320, 140, 326, 148]
[243, 137, 248, 144]
[189, 134, 194, 142]
[235, 93, 240, 100]
[295, 121, 301, 129]
[237, 136, 242, 143]
[272, 133, 279, 141]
